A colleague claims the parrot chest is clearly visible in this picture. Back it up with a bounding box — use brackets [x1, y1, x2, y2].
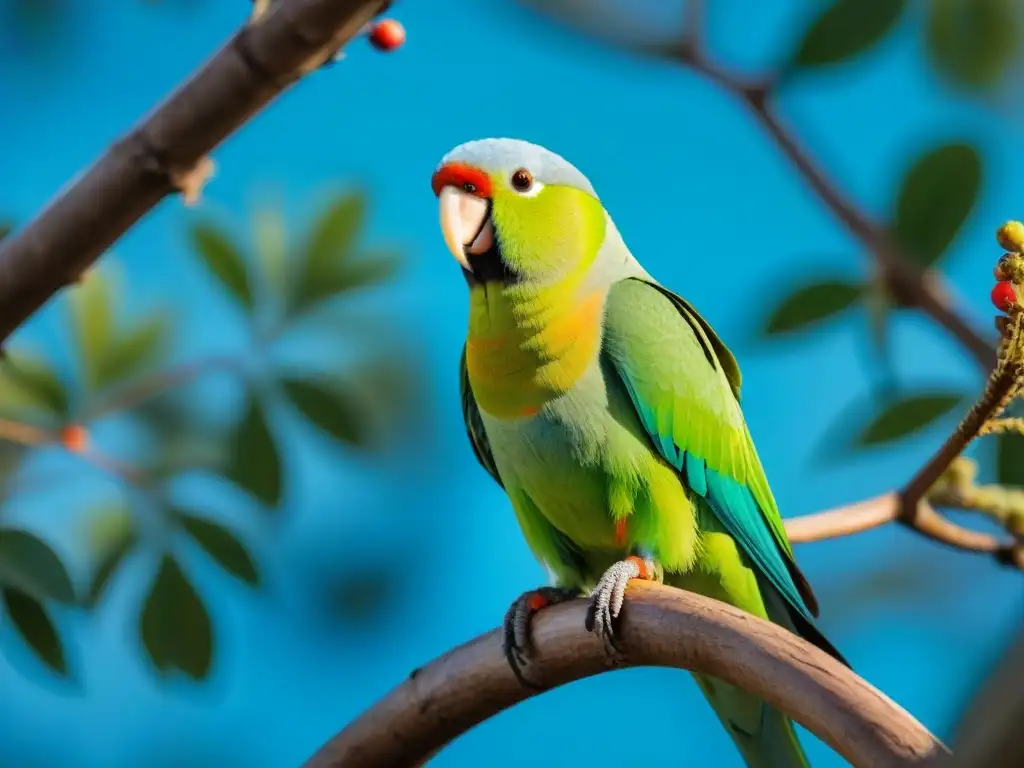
[465, 281, 605, 420]
[480, 360, 663, 551]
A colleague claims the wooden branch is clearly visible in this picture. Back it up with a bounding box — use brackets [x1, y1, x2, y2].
[303, 582, 947, 768]
[0, 0, 390, 345]
[782, 492, 1021, 568]
[516, 0, 996, 371]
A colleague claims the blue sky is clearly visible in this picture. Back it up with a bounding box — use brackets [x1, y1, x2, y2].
[0, 1, 1021, 766]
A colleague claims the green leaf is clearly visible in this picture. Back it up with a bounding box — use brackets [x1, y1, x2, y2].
[0, 529, 75, 604]
[95, 313, 170, 391]
[305, 193, 365, 276]
[892, 144, 982, 267]
[997, 432, 1024, 487]
[926, 0, 1020, 92]
[0, 350, 69, 419]
[854, 392, 966, 447]
[281, 378, 369, 446]
[189, 222, 254, 310]
[85, 521, 137, 610]
[790, 0, 906, 69]
[224, 396, 282, 508]
[70, 268, 115, 392]
[178, 511, 259, 586]
[140, 554, 213, 680]
[3, 587, 66, 675]
[291, 193, 368, 313]
[763, 279, 864, 335]
[253, 206, 290, 304]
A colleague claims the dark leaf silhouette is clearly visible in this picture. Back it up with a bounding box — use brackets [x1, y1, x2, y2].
[892, 144, 982, 267]
[2, 587, 66, 675]
[790, 0, 906, 70]
[0, 350, 69, 419]
[854, 392, 966, 447]
[86, 523, 138, 609]
[224, 396, 282, 508]
[0, 529, 75, 604]
[140, 555, 213, 680]
[281, 377, 369, 447]
[926, 0, 1020, 92]
[190, 222, 254, 310]
[763, 279, 864, 335]
[997, 433, 1024, 487]
[95, 313, 170, 391]
[70, 269, 115, 392]
[179, 511, 260, 586]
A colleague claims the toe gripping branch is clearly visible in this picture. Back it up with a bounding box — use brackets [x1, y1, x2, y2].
[585, 554, 659, 656]
[502, 586, 580, 690]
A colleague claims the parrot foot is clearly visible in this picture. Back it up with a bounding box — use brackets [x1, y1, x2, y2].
[502, 586, 580, 689]
[585, 555, 658, 658]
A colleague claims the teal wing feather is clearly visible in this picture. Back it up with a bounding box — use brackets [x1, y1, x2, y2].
[604, 278, 844, 662]
[459, 346, 503, 488]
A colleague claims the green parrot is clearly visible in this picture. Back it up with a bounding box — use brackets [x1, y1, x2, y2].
[432, 138, 847, 768]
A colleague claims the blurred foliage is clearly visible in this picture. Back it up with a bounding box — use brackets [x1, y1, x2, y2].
[891, 144, 981, 268]
[785, 0, 906, 74]
[852, 391, 967, 447]
[926, 0, 1021, 93]
[0, 190, 418, 681]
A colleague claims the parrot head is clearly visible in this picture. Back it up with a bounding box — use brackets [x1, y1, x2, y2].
[431, 138, 613, 285]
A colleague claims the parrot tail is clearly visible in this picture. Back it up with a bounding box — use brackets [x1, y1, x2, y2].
[691, 673, 811, 768]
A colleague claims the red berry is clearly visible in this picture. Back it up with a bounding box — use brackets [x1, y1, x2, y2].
[368, 19, 405, 51]
[991, 281, 1017, 312]
[61, 424, 89, 453]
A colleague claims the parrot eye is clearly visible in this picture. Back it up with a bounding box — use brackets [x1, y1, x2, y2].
[510, 169, 533, 193]
[462, 182, 477, 194]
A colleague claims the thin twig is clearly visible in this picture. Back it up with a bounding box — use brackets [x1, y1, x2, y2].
[781, 492, 1020, 569]
[518, 0, 996, 371]
[85, 353, 247, 420]
[0, 418, 52, 446]
[303, 582, 946, 768]
[0, 0, 390, 345]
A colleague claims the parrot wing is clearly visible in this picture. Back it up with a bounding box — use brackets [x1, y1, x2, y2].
[603, 277, 821, 622]
[459, 345, 504, 488]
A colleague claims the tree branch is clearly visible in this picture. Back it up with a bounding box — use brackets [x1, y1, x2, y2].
[0, 0, 390, 346]
[302, 581, 946, 768]
[782, 492, 1022, 569]
[517, 0, 996, 371]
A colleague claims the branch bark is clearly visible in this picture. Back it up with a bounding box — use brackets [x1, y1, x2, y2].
[303, 581, 946, 768]
[782, 492, 1022, 569]
[516, 0, 996, 371]
[0, 0, 389, 345]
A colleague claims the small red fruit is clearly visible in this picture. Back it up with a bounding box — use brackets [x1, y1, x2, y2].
[991, 281, 1017, 313]
[368, 19, 405, 51]
[61, 424, 89, 453]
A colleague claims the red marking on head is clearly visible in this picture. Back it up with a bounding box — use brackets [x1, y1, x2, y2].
[626, 555, 652, 581]
[614, 519, 628, 547]
[527, 592, 550, 612]
[431, 162, 493, 198]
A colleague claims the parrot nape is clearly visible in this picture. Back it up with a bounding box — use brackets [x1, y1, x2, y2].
[432, 138, 847, 768]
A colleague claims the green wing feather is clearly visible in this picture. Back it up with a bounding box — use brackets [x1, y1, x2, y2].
[603, 278, 823, 624]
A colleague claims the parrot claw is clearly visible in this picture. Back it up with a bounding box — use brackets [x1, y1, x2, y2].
[502, 586, 580, 689]
[585, 555, 657, 658]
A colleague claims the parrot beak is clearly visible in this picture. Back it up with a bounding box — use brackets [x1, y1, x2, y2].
[438, 186, 494, 272]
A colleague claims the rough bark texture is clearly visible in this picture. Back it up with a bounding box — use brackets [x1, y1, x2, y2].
[0, 0, 389, 344]
[304, 582, 946, 768]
